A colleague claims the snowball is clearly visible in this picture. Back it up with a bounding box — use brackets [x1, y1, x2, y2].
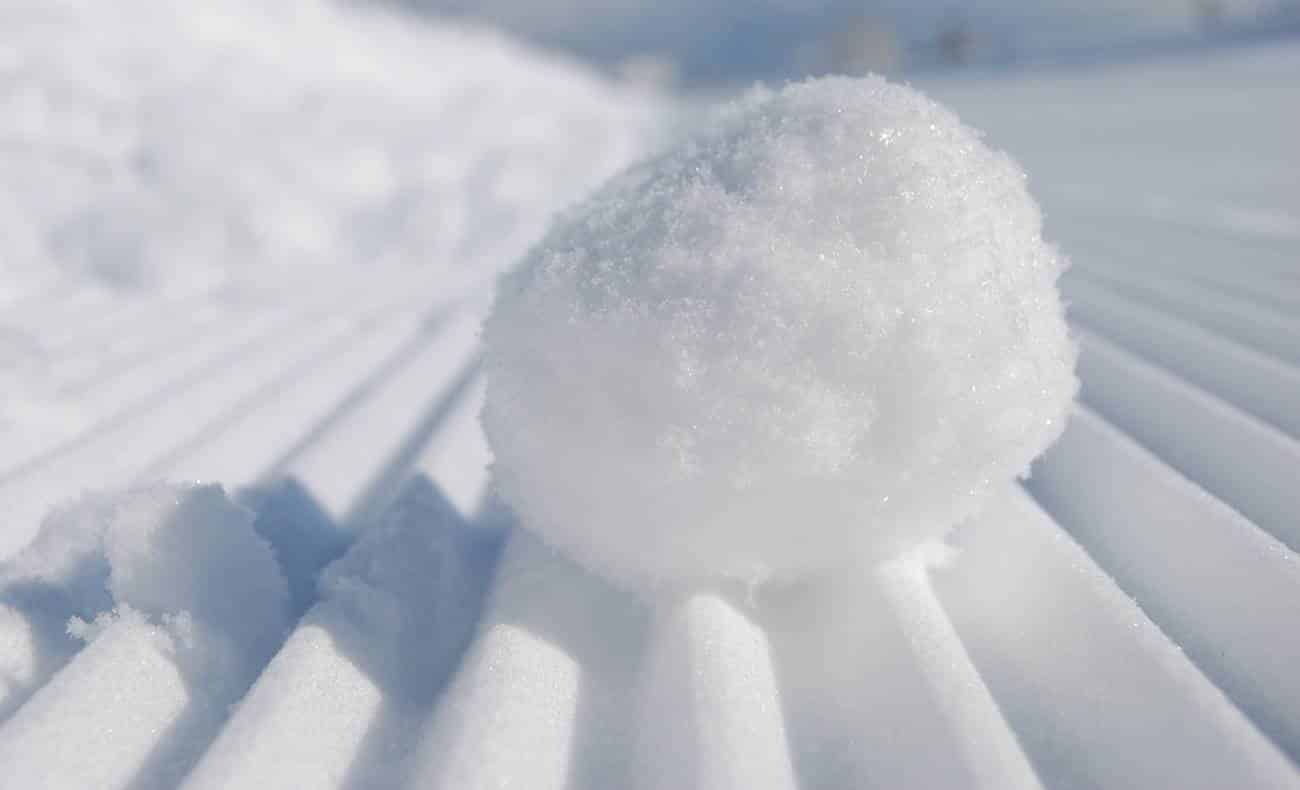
[483, 76, 1077, 586]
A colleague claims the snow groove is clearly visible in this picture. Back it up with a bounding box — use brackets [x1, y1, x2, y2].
[1067, 265, 1300, 369]
[935, 487, 1300, 788]
[0, 278, 390, 479]
[181, 478, 500, 790]
[1074, 328, 1300, 551]
[1065, 275, 1300, 439]
[1057, 214, 1300, 315]
[1028, 407, 1300, 765]
[410, 529, 649, 790]
[636, 592, 799, 790]
[0, 283, 459, 559]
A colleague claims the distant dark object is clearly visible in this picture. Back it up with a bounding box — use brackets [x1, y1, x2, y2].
[791, 15, 900, 77]
[936, 15, 976, 66]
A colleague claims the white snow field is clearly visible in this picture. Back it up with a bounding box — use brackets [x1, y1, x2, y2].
[0, 0, 1298, 786]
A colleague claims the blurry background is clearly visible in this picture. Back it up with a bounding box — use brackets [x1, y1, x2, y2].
[397, 0, 1300, 83]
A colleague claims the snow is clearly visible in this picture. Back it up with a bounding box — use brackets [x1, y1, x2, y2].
[0, 483, 289, 790]
[483, 75, 1077, 586]
[183, 476, 499, 789]
[0, 0, 658, 299]
[0, 0, 1297, 785]
[934, 486, 1300, 789]
[99, 485, 288, 656]
[635, 593, 798, 790]
[1029, 406, 1300, 762]
[0, 0, 663, 553]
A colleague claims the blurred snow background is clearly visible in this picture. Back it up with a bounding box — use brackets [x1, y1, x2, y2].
[398, 0, 1300, 81]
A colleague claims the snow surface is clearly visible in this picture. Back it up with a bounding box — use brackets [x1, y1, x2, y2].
[484, 76, 1076, 586]
[0, 1, 1297, 787]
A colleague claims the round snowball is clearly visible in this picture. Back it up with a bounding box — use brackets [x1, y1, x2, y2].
[483, 76, 1077, 586]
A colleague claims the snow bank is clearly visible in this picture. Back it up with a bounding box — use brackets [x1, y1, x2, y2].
[484, 76, 1077, 586]
[0, 0, 660, 297]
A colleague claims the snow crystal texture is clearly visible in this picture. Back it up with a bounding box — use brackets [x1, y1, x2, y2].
[484, 76, 1077, 585]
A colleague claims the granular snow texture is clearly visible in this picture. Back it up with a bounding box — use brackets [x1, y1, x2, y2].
[484, 76, 1077, 586]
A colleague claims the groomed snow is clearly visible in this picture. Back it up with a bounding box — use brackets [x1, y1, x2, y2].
[0, 1, 1297, 786]
[484, 76, 1077, 586]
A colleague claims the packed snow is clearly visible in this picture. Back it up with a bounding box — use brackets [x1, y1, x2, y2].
[484, 76, 1077, 586]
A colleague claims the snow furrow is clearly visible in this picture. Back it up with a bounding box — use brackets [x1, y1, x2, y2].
[1065, 230, 1300, 316]
[408, 529, 648, 790]
[340, 356, 482, 533]
[408, 374, 493, 518]
[1028, 406, 1300, 764]
[39, 289, 224, 370]
[0, 482, 290, 790]
[761, 554, 1040, 790]
[180, 477, 500, 790]
[0, 600, 79, 725]
[1075, 328, 1300, 551]
[1065, 276, 1300, 439]
[0, 284, 442, 559]
[133, 268, 487, 488]
[934, 487, 1300, 789]
[47, 300, 234, 398]
[258, 299, 486, 527]
[1058, 204, 1300, 271]
[136, 305, 429, 485]
[1066, 265, 1300, 368]
[0, 614, 217, 790]
[0, 280, 376, 476]
[146, 297, 451, 490]
[635, 592, 799, 790]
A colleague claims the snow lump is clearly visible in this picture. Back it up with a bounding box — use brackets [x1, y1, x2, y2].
[483, 76, 1077, 587]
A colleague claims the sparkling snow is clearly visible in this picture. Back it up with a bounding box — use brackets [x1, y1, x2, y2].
[483, 76, 1077, 586]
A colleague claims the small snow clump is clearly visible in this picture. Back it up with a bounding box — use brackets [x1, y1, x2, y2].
[101, 483, 289, 657]
[484, 76, 1077, 586]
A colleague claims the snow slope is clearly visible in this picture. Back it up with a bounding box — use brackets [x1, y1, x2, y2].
[0, 8, 1298, 789]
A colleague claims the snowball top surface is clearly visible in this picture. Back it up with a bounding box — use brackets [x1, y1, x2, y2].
[483, 76, 1076, 586]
